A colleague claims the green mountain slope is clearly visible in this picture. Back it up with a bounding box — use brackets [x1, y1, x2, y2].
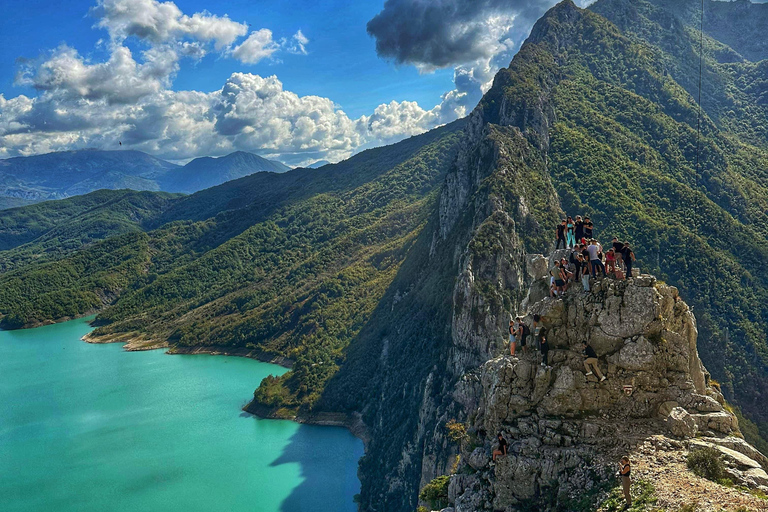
[0, 122, 467, 407]
[1, 1, 768, 510]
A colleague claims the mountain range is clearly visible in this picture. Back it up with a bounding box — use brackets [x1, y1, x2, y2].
[0, 149, 290, 205]
[0, 0, 767, 510]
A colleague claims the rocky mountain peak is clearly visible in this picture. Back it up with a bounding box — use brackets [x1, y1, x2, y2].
[436, 262, 768, 510]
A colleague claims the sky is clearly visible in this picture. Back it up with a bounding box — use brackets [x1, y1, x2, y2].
[0, 0, 593, 166]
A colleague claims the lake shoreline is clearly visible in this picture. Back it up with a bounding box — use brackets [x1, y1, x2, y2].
[81, 329, 370, 451]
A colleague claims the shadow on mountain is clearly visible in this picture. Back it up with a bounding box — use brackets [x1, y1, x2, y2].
[269, 424, 364, 512]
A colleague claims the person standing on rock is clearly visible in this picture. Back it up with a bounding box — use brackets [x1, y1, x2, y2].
[582, 341, 606, 381]
[621, 242, 636, 278]
[619, 456, 632, 507]
[509, 319, 518, 356]
[579, 253, 590, 292]
[612, 237, 625, 269]
[492, 433, 508, 462]
[566, 216, 576, 248]
[584, 216, 594, 239]
[587, 239, 605, 278]
[556, 219, 567, 249]
[516, 318, 531, 355]
[575, 215, 584, 242]
[539, 325, 551, 369]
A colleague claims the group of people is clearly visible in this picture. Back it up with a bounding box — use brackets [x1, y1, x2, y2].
[508, 314, 550, 368]
[551, 216, 637, 297]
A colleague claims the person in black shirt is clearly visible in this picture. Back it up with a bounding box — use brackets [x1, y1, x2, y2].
[583, 217, 594, 239]
[556, 219, 567, 249]
[621, 242, 636, 278]
[582, 341, 606, 381]
[517, 320, 531, 355]
[619, 456, 632, 506]
[570, 244, 581, 279]
[575, 216, 584, 242]
[492, 433, 508, 461]
[539, 329, 551, 368]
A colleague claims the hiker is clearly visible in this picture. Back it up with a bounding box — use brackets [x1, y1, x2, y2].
[621, 242, 636, 278]
[556, 219, 567, 249]
[582, 341, 606, 381]
[509, 318, 518, 356]
[559, 258, 573, 288]
[605, 247, 617, 275]
[550, 265, 564, 297]
[492, 433, 508, 462]
[619, 457, 632, 507]
[584, 216, 594, 239]
[539, 326, 551, 369]
[517, 318, 530, 355]
[587, 239, 605, 278]
[575, 215, 584, 242]
[579, 253, 590, 291]
[532, 314, 543, 352]
[570, 244, 580, 279]
[612, 237, 625, 270]
[566, 216, 576, 248]
[549, 276, 556, 298]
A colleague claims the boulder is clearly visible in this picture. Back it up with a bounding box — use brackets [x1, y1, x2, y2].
[526, 254, 549, 280]
[667, 407, 698, 438]
[467, 447, 488, 471]
[607, 336, 656, 371]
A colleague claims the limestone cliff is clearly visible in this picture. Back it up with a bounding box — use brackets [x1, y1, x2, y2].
[442, 272, 768, 511]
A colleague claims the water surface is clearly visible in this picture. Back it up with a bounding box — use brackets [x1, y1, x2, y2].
[0, 318, 363, 512]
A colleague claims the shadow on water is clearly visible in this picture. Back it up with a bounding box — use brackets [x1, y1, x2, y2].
[270, 425, 363, 512]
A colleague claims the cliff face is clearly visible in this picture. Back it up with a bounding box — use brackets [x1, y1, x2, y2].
[323, 1, 768, 510]
[445, 275, 768, 510]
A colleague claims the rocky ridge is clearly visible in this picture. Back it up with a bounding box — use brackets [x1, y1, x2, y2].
[432, 264, 768, 511]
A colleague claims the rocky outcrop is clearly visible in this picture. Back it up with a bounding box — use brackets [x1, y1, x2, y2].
[438, 271, 768, 510]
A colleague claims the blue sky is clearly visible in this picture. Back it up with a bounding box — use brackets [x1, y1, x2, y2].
[0, 0, 455, 120]
[0, 0, 589, 165]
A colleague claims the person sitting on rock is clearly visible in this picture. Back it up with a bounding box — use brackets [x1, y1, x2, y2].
[492, 432, 508, 462]
[619, 456, 632, 507]
[556, 219, 567, 249]
[582, 341, 606, 381]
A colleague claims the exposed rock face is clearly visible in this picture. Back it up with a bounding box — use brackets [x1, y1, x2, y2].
[440, 273, 767, 510]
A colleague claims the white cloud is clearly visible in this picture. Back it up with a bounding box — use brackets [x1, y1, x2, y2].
[231, 29, 280, 64]
[91, 0, 248, 50]
[285, 30, 309, 55]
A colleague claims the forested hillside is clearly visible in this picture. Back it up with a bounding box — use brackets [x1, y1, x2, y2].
[1, 0, 768, 510]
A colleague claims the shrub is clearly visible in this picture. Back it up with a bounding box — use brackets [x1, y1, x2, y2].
[445, 419, 468, 444]
[678, 503, 698, 512]
[419, 475, 450, 510]
[686, 446, 725, 482]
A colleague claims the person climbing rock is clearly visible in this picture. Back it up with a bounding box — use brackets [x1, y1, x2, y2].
[622, 242, 636, 278]
[556, 219, 567, 249]
[582, 341, 606, 381]
[566, 216, 576, 248]
[532, 314, 542, 351]
[539, 329, 551, 369]
[605, 247, 617, 275]
[492, 433, 508, 462]
[509, 319, 517, 356]
[619, 456, 632, 507]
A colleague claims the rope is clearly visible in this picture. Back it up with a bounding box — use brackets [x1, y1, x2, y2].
[695, 0, 705, 177]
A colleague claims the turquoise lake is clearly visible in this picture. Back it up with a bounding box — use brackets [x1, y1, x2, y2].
[0, 317, 364, 512]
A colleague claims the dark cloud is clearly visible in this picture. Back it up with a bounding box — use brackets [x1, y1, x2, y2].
[366, 0, 558, 68]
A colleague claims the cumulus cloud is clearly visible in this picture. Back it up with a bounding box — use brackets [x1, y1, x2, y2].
[231, 29, 280, 64]
[91, 0, 248, 50]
